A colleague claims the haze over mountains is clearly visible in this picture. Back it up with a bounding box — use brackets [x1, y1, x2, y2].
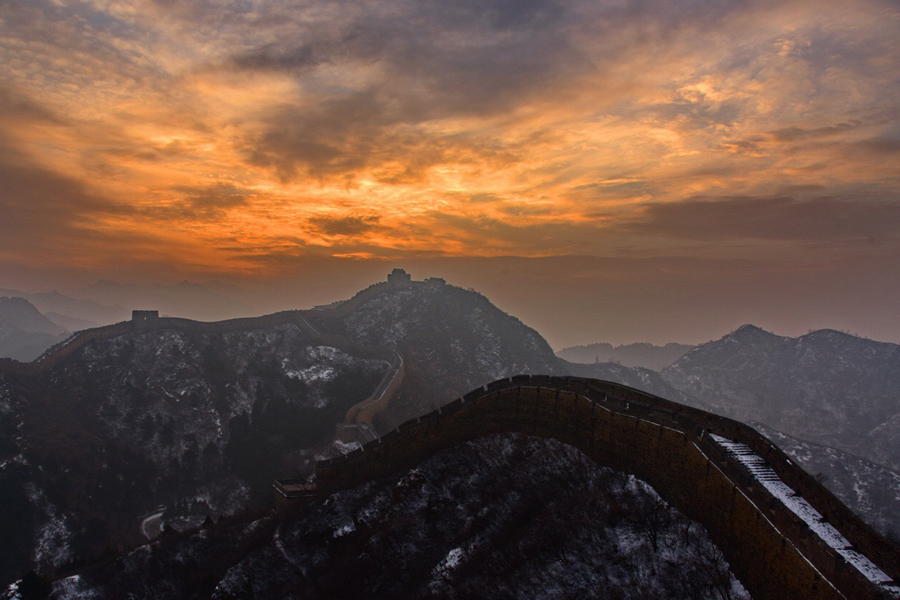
[0, 297, 69, 362]
[0, 288, 127, 329]
[1, 275, 899, 595]
[557, 342, 693, 371]
[662, 325, 900, 470]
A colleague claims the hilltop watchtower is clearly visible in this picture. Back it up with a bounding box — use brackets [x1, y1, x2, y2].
[132, 310, 159, 332]
[387, 268, 411, 288]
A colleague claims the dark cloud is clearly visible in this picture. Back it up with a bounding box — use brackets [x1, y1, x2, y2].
[242, 90, 518, 182]
[138, 184, 252, 222]
[852, 136, 900, 155]
[626, 195, 900, 242]
[0, 87, 68, 126]
[307, 215, 382, 237]
[770, 121, 863, 142]
[230, 43, 320, 72]
[467, 193, 504, 204]
[499, 204, 556, 216]
[180, 184, 250, 211]
[228, 0, 588, 181]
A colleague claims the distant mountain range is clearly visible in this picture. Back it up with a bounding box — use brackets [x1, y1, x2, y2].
[0, 287, 127, 327]
[0, 279, 253, 361]
[557, 342, 693, 371]
[661, 324, 900, 471]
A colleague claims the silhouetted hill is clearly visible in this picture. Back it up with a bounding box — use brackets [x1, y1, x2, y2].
[6, 280, 899, 591]
[0, 321, 389, 583]
[662, 325, 900, 469]
[0, 297, 65, 335]
[557, 342, 693, 371]
[0, 287, 128, 326]
[0, 297, 68, 361]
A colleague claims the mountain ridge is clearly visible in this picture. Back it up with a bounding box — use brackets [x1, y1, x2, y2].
[662, 323, 900, 469]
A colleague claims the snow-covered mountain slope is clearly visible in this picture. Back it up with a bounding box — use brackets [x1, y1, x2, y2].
[661, 325, 900, 466]
[25, 434, 750, 600]
[308, 280, 703, 428]
[0, 323, 388, 585]
[309, 282, 562, 427]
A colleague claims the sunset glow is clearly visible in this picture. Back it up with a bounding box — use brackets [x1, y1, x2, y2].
[2, 0, 897, 271]
[2, 0, 900, 344]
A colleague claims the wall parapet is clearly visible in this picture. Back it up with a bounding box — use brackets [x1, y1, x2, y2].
[300, 374, 900, 600]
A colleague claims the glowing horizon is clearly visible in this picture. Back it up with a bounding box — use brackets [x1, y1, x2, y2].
[2, 0, 900, 345]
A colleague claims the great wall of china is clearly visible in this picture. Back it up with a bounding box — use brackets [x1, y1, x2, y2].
[0, 271, 423, 441]
[5, 274, 900, 598]
[0, 307, 405, 442]
[276, 375, 900, 600]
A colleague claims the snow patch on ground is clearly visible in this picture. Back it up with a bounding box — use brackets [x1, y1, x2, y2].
[51, 575, 102, 600]
[3, 581, 21, 600]
[25, 483, 74, 573]
[430, 546, 466, 586]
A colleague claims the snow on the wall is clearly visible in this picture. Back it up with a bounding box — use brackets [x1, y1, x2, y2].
[710, 433, 900, 597]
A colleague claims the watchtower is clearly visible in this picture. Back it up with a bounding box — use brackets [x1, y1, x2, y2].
[387, 268, 411, 288]
[132, 310, 159, 332]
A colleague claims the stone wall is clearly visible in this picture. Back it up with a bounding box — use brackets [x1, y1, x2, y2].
[346, 350, 405, 425]
[0, 311, 396, 378]
[314, 375, 900, 600]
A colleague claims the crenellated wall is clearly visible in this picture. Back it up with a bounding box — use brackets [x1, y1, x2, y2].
[311, 375, 900, 600]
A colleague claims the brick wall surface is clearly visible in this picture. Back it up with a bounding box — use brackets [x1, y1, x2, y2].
[315, 375, 900, 600]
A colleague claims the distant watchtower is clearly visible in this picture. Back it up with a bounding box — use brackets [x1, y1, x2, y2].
[132, 310, 159, 332]
[387, 268, 411, 288]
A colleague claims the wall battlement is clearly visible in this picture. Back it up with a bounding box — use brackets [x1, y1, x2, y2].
[295, 375, 900, 600]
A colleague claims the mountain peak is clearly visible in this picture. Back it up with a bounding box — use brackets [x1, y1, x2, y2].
[0, 296, 66, 335]
[800, 328, 859, 342]
[728, 324, 777, 341]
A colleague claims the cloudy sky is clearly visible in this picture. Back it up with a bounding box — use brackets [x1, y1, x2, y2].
[1, 0, 899, 346]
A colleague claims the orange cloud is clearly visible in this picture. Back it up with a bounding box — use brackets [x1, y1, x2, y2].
[0, 0, 898, 280]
